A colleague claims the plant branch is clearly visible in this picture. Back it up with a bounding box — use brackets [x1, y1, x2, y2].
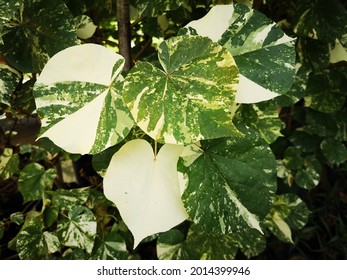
[117, 0, 133, 71]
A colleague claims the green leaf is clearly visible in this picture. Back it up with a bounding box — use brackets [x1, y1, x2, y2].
[0, 148, 19, 180]
[91, 233, 128, 260]
[157, 227, 238, 260]
[292, 0, 347, 42]
[263, 194, 310, 243]
[184, 4, 296, 103]
[33, 44, 134, 154]
[133, 0, 189, 17]
[181, 126, 277, 235]
[0, 0, 77, 73]
[295, 156, 321, 190]
[305, 69, 347, 113]
[0, 65, 21, 106]
[320, 138, 347, 166]
[236, 102, 283, 144]
[123, 35, 240, 144]
[57, 206, 97, 254]
[16, 218, 60, 259]
[103, 139, 188, 248]
[10, 212, 24, 225]
[18, 163, 57, 203]
[52, 187, 91, 211]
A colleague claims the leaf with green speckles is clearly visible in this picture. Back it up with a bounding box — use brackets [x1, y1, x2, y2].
[0, 0, 77, 73]
[0, 148, 19, 180]
[180, 125, 277, 235]
[157, 225, 265, 260]
[305, 68, 347, 113]
[33, 44, 134, 155]
[263, 194, 309, 243]
[52, 187, 91, 211]
[91, 234, 129, 260]
[16, 225, 60, 259]
[123, 35, 240, 145]
[320, 138, 347, 166]
[75, 15, 97, 40]
[133, 0, 189, 17]
[184, 3, 296, 104]
[0, 65, 21, 106]
[56, 206, 97, 254]
[18, 163, 57, 203]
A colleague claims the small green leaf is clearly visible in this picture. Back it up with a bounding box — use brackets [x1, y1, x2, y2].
[320, 138, 347, 166]
[10, 212, 24, 225]
[181, 126, 277, 235]
[123, 35, 240, 144]
[91, 234, 128, 260]
[133, 0, 189, 17]
[57, 206, 97, 254]
[0, 0, 77, 72]
[18, 163, 57, 203]
[16, 218, 60, 259]
[264, 194, 310, 243]
[157, 226, 239, 260]
[43, 206, 59, 228]
[0, 65, 21, 106]
[0, 148, 19, 180]
[52, 187, 91, 211]
[295, 156, 321, 190]
[34, 44, 134, 154]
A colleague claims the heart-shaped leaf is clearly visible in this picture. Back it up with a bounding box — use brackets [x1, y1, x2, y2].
[123, 35, 240, 145]
[33, 43, 134, 154]
[103, 139, 188, 248]
[181, 126, 277, 235]
[184, 3, 296, 103]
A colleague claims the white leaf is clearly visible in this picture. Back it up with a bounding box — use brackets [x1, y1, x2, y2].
[37, 44, 124, 86]
[40, 91, 107, 154]
[185, 4, 234, 42]
[103, 139, 188, 248]
[76, 15, 97, 40]
[235, 74, 279, 103]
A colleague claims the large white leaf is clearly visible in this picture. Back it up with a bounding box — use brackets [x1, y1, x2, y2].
[103, 139, 188, 248]
[34, 44, 134, 154]
[185, 3, 296, 104]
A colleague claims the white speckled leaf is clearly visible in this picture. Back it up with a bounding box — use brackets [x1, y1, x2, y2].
[0, 64, 21, 106]
[181, 125, 277, 235]
[123, 35, 240, 145]
[184, 3, 296, 103]
[103, 139, 188, 249]
[33, 44, 134, 154]
[0, 0, 77, 73]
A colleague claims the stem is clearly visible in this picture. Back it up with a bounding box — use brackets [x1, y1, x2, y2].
[117, 0, 132, 71]
[154, 140, 157, 160]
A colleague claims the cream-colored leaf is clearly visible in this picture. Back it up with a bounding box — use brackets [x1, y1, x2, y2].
[185, 4, 234, 42]
[272, 212, 293, 243]
[76, 15, 97, 40]
[103, 139, 188, 248]
[40, 91, 107, 154]
[235, 74, 279, 103]
[36, 44, 124, 86]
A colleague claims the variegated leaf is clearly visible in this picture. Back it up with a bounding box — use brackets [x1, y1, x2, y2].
[133, 0, 189, 17]
[0, 0, 77, 73]
[181, 125, 277, 235]
[184, 3, 296, 103]
[33, 44, 134, 155]
[122, 35, 240, 145]
[76, 15, 97, 40]
[263, 194, 309, 243]
[56, 206, 97, 254]
[0, 63, 21, 106]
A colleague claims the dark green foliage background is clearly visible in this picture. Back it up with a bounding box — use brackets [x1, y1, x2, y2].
[1, 0, 347, 259]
